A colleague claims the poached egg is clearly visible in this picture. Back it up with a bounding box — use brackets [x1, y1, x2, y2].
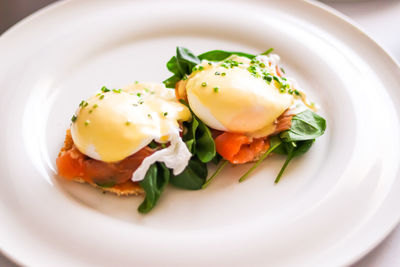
[70, 82, 192, 181]
[184, 55, 296, 137]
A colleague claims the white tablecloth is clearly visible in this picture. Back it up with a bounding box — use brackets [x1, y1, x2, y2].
[1, 1, 399, 266]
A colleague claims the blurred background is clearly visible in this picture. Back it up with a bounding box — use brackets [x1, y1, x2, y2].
[1, 0, 399, 59]
[0, 0, 399, 267]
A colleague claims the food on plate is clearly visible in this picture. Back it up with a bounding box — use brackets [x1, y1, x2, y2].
[56, 47, 326, 213]
[56, 82, 196, 212]
[164, 47, 326, 185]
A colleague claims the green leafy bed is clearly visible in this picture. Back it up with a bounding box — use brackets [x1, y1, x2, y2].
[135, 47, 326, 213]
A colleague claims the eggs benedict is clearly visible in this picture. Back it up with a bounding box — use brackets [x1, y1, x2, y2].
[57, 82, 192, 195]
[176, 53, 306, 164]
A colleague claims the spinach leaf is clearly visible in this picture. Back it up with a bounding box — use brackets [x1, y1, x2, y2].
[163, 47, 256, 88]
[163, 74, 182, 89]
[280, 110, 326, 142]
[239, 110, 326, 184]
[176, 46, 201, 75]
[273, 140, 315, 183]
[170, 157, 208, 190]
[163, 47, 201, 88]
[138, 163, 170, 214]
[269, 135, 286, 155]
[211, 154, 222, 165]
[199, 50, 255, 61]
[195, 119, 216, 162]
[180, 100, 216, 163]
[270, 110, 325, 182]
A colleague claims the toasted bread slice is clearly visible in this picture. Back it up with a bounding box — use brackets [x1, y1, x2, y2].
[58, 130, 144, 196]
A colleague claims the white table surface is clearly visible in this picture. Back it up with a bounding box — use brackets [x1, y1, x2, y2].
[1, 0, 399, 266]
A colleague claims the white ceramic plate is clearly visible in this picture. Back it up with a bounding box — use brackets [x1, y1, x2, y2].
[1, 0, 400, 266]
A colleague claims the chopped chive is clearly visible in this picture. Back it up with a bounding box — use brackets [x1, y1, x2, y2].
[71, 115, 77, 122]
[199, 66, 204, 71]
[89, 110, 93, 114]
[125, 121, 131, 126]
[99, 94, 104, 99]
[112, 89, 122, 93]
[221, 72, 226, 76]
[147, 114, 152, 118]
[182, 75, 188, 81]
[201, 82, 207, 87]
[192, 66, 198, 72]
[213, 86, 219, 93]
[136, 93, 142, 97]
[261, 48, 274, 55]
[202, 160, 228, 188]
[263, 75, 272, 83]
[280, 67, 286, 74]
[163, 112, 168, 117]
[101, 86, 110, 92]
[84, 120, 90, 126]
[259, 63, 266, 68]
[138, 100, 144, 104]
[294, 90, 300, 96]
[215, 71, 221, 75]
[144, 88, 149, 92]
[208, 62, 212, 65]
[93, 104, 98, 109]
[135, 81, 139, 84]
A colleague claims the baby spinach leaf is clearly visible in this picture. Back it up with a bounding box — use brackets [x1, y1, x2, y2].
[180, 100, 216, 163]
[198, 50, 255, 61]
[176, 46, 201, 75]
[163, 47, 256, 88]
[273, 140, 315, 184]
[280, 110, 326, 142]
[138, 163, 170, 214]
[195, 120, 216, 163]
[163, 47, 201, 88]
[163, 74, 181, 89]
[240, 110, 326, 184]
[269, 135, 286, 155]
[170, 157, 208, 190]
[211, 154, 222, 165]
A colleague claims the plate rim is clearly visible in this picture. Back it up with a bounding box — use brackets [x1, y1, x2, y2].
[1, 0, 400, 266]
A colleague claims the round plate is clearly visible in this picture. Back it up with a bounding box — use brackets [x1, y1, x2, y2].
[1, 0, 400, 266]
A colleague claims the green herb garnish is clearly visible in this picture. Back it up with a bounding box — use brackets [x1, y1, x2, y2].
[261, 48, 274, 55]
[101, 86, 110, 92]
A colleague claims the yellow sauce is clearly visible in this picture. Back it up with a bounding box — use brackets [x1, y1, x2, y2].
[70, 82, 191, 162]
[186, 58, 294, 137]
